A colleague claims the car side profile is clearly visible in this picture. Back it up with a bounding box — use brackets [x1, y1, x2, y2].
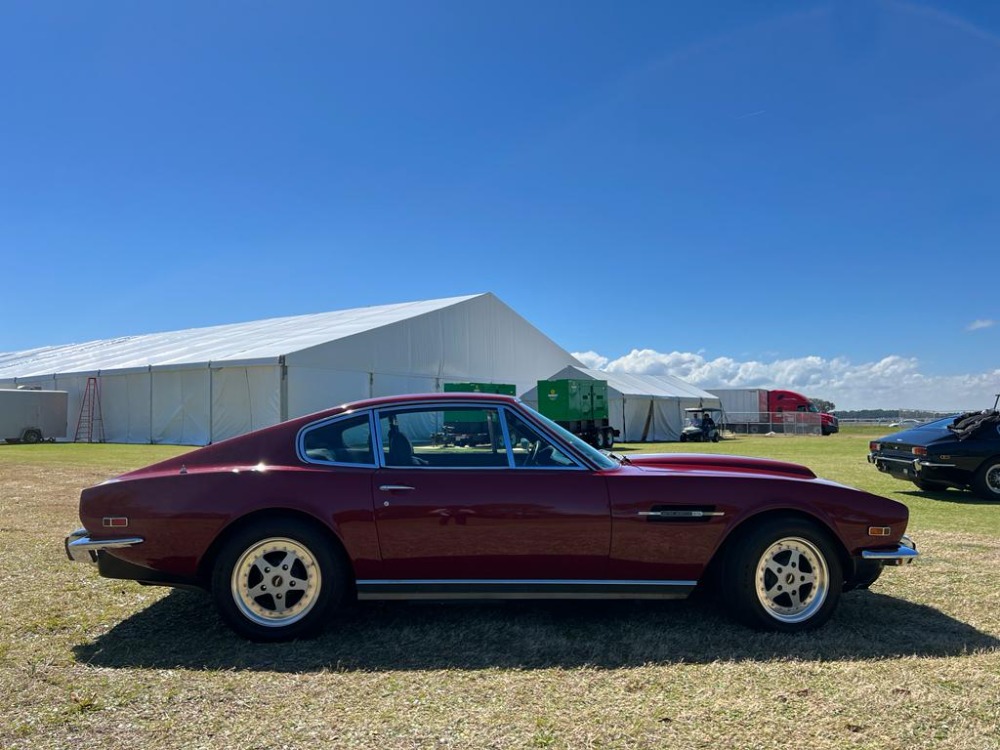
[67, 393, 917, 640]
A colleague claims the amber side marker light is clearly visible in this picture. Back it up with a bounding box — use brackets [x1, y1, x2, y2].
[912, 446, 927, 456]
[868, 526, 892, 537]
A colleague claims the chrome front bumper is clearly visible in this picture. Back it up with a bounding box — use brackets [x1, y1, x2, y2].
[861, 534, 918, 565]
[65, 528, 144, 563]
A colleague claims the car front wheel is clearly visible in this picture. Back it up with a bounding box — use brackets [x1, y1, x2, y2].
[971, 459, 1000, 500]
[723, 519, 843, 632]
[211, 519, 345, 641]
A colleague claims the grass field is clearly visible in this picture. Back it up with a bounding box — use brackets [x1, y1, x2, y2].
[1, 430, 997, 749]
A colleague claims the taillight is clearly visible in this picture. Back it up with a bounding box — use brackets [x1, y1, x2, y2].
[912, 446, 927, 456]
[869, 441, 880, 452]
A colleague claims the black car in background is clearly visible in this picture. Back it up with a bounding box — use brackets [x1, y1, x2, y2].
[869, 410, 1000, 499]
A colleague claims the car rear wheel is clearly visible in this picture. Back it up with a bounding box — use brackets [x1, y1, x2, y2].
[21, 429, 42, 444]
[211, 519, 345, 641]
[971, 459, 1000, 500]
[723, 518, 843, 632]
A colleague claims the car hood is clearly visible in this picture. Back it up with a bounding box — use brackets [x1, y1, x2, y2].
[626, 453, 816, 479]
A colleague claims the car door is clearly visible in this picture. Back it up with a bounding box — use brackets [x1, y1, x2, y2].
[368, 403, 611, 589]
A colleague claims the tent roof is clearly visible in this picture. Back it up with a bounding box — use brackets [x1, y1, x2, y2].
[0, 294, 483, 379]
[524, 365, 720, 402]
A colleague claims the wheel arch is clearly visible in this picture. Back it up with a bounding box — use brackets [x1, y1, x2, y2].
[704, 507, 851, 589]
[197, 508, 355, 590]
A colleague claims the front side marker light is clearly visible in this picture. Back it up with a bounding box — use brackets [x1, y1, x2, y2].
[868, 526, 891, 537]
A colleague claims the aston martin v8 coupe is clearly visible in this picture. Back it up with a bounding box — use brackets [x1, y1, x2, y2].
[67, 393, 917, 640]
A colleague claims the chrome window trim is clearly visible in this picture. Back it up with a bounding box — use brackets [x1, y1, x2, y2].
[374, 402, 508, 470]
[370, 401, 588, 472]
[296, 409, 378, 468]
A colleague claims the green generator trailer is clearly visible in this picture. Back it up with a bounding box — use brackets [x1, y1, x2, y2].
[535, 379, 619, 449]
[441, 382, 516, 446]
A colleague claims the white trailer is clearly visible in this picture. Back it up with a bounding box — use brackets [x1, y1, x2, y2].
[0, 389, 69, 444]
[711, 389, 769, 424]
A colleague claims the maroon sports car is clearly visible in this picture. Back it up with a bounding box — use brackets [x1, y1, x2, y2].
[66, 393, 917, 640]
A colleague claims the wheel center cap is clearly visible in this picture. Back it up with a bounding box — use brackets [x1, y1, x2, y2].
[272, 575, 283, 587]
[785, 573, 796, 585]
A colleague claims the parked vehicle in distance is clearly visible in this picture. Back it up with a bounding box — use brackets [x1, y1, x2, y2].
[710, 388, 839, 435]
[680, 407, 723, 442]
[889, 419, 923, 428]
[0, 388, 68, 444]
[869, 408, 1000, 499]
[66, 393, 916, 641]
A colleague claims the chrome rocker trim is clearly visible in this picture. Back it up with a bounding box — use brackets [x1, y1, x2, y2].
[356, 579, 697, 600]
[860, 534, 919, 565]
[65, 528, 144, 564]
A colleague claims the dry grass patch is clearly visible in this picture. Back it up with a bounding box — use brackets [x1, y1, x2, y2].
[0, 441, 997, 750]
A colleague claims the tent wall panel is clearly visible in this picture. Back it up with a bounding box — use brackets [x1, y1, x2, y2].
[151, 368, 210, 445]
[210, 366, 281, 443]
[286, 367, 371, 420]
[101, 372, 152, 443]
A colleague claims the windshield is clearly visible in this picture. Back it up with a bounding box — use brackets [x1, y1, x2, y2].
[518, 403, 618, 470]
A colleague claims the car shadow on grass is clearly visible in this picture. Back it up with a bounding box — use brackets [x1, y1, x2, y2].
[73, 588, 998, 673]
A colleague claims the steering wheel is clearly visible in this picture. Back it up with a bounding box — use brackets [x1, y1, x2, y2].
[526, 443, 554, 467]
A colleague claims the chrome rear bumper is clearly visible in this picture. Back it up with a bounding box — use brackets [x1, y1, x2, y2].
[65, 528, 144, 563]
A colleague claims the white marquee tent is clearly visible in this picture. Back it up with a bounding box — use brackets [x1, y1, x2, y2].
[0, 294, 581, 445]
[521, 365, 722, 442]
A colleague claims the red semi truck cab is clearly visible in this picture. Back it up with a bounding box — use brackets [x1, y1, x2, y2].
[767, 390, 839, 435]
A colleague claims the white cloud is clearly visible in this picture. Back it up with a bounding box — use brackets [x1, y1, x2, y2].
[967, 319, 996, 332]
[572, 348, 1000, 411]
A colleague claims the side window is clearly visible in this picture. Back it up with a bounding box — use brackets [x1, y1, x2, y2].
[302, 413, 374, 466]
[505, 411, 577, 469]
[379, 406, 509, 468]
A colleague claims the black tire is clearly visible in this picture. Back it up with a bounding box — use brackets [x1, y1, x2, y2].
[211, 518, 346, 641]
[722, 518, 843, 632]
[712, 432, 721, 443]
[971, 458, 1000, 501]
[604, 430, 614, 449]
[679, 433, 688, 443]
[21, 429, 42, 445]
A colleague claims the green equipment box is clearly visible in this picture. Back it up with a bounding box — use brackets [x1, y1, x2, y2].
[443, 382, 516, 396]
[443, 382, 517, 424]
[536, 379, 609, 422]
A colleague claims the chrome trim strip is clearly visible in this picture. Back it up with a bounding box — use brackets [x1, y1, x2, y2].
[916, 461, 956, 468]
[638, 510, 724, 518]
[65, 529, 144, 564]
[355, 579, 697, 601]
[379, 485, 415, 492]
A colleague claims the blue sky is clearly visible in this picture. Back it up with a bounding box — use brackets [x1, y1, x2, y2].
[1, 1, 997, 409]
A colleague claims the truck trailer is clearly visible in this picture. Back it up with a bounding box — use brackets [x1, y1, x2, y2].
[0, 389, 69, 444]
[710, 388, 838, 436]
[535, 378, 619, 448]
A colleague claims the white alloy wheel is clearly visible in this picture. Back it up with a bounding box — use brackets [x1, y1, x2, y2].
[754, 536, 829, 624]
[231, 537, 322, 628]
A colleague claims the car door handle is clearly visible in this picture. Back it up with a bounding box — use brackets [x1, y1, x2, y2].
[379, 485, 415, 492]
